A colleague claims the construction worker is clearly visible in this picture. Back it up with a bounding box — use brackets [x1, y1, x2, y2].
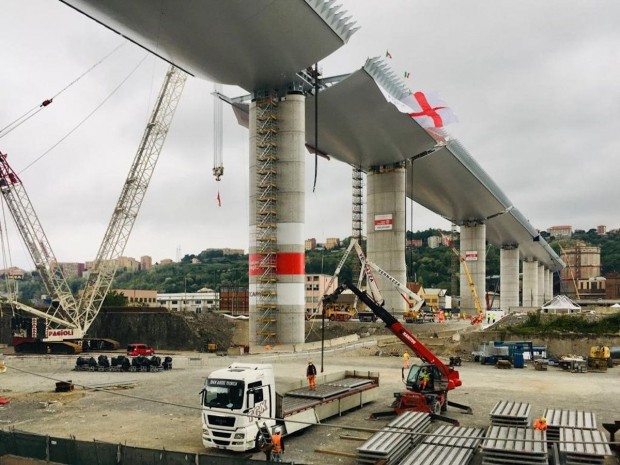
[533, 417, 547, 431]
[419, 367, 431, 390]
[271, 428, 285, 462]
[401, 351, 411, 380]
[306, 360, 317, 390]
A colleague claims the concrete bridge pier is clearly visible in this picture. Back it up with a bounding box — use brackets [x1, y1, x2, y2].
[538, 263, 547, 304]
[366, 163, 407, 316]
[459, 223, 486, 316]
[500, 245, 520, 311]
[522, 259, 539, 307]
[249, 91, 305, 348]
[547, 269, 554, 301]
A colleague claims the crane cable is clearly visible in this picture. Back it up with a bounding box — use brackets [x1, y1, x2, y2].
[19, 53, 148, 174]
[0, 42, 126, 140]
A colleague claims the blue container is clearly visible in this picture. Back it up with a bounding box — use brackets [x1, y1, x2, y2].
[513, 352, 525, 369]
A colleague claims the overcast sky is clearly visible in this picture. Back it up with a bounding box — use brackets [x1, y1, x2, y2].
[1, 0, 619, 271]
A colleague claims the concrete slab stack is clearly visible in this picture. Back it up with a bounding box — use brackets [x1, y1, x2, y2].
[481, 426, 547, 465]
[490, 400, 531, 427]
[398, 425, 485, 465]
[543, 409, 597, 443]
[559, 428, 612, 465]
[356, 412, 430, 465]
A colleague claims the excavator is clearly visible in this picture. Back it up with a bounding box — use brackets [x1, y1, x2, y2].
[0, 65, 187, 354]
[323, 281, 472, 423]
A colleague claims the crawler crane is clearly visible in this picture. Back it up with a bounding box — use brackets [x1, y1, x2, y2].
[1, 65, 187, 353]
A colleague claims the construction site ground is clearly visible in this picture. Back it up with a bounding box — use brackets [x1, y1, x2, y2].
[1, 321, 619, 465]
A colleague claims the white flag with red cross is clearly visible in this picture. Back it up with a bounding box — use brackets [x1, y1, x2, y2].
[400, 91, 458, 128]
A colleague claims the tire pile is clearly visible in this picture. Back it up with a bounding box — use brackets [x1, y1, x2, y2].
[74, 354, 173, 372]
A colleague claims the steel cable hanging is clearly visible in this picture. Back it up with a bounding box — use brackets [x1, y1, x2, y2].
[0, 42, 126, 139]
[19, 53, 148, 174]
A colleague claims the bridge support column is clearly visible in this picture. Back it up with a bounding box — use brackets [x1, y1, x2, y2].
[367, 163, 407, 316]
[547, 270, 554, 300]
[500, 246, 519, 311]
[538, 264, 546, 304]
[459, 223, 486, 316]
[522, 260, 539, 307]
[249, 92, 305, 348]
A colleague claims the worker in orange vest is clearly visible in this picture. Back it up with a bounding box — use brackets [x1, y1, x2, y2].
[533, 417, 547, 431]
[306, 360, 317, 390]
[271, 428, 285, 462]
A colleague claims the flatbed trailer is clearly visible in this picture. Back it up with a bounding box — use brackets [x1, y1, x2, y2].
[201, 364, 379, 451]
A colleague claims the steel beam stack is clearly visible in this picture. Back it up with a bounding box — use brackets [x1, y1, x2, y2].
[543, 409, 597, 443]
[490, 400, 531, 427]
[481, 426, 548, 465]
[399, 425, 485, 465]
[356, 412, 430, 465]
[559, 428, 612, 465]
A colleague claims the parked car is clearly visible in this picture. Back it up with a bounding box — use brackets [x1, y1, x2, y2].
[126, 343, 155, 356]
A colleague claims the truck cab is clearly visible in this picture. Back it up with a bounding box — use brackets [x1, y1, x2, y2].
[201, 363, 276, 451]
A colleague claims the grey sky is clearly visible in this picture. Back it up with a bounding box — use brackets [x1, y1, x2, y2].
[1, 0, 619, 271]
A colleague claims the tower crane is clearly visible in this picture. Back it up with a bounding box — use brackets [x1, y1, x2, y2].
[1, 65, 187, 353]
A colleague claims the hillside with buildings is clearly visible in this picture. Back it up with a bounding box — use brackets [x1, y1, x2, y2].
[2, 225, 620, 314]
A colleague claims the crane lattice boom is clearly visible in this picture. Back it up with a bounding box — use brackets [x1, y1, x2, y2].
[77, 65, 187, 332]
[0, 153, 79, 329]
[0, 65, 186, 341]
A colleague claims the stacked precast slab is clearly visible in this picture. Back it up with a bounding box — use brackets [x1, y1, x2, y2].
[356, 411, 430, 464]
[399, 425, 485, 465]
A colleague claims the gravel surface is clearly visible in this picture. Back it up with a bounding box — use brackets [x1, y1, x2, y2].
[0, 338, 618, 465]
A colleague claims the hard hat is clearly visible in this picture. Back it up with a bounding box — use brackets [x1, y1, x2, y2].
[540, 417, 546, 422]
[308, 360, 313, 363]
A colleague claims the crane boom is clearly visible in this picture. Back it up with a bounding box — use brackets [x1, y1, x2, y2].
[309, 239, 424, 319]
[0, 153, 80, 330]
[325, 281, 461, 390]
[77, 65, 187, 332]
[0, 65, 186, 352]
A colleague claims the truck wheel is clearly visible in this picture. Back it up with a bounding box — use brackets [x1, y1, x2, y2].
[371, 316, 377, 322]
[329, 315, 335, 321]
[432, 400, 441, 415]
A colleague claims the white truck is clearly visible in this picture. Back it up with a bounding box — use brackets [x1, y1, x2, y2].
[200, 363, 379, 451]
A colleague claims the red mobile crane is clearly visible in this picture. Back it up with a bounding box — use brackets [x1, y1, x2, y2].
[324, 281, 472, 420]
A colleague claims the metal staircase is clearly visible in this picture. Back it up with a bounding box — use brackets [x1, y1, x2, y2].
[254, 94, 279, 344]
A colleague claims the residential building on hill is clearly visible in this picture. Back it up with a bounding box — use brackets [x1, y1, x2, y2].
[305, 238, 317, 250]
[140, 255, 152, 271]
[325, 238, 340, 250]
[548, 225, 572, 238]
